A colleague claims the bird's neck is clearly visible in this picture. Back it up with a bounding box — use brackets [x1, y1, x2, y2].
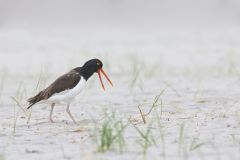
[74, 67, 95, 81]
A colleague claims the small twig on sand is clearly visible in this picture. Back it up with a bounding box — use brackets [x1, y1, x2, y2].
[138, 106, 146, 124]
[138, 105, 154, 124]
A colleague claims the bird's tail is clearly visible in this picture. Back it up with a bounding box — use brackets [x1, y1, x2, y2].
[27, 91, 44, 109]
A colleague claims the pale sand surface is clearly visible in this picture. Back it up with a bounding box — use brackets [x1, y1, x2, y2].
[1, 28, 240, 160]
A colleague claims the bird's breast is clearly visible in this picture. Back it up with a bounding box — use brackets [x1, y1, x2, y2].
[47, 77, 86, 103]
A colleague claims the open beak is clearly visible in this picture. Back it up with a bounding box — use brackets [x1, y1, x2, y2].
[97, 68, 113, 91]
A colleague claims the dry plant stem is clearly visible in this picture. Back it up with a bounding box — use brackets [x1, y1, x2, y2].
[10, 96, 27, 116]
[27, 108, 32, 125]
[13, 105, 21, 135]
[144, 101, 157, 117]
[138, 88, 167, 124]
[138, 106, 146, 124]
[10, 96, 32, 126]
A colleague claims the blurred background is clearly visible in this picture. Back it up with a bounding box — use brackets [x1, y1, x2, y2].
[1, 0, 240, 29]
[0, 0, 240, 75]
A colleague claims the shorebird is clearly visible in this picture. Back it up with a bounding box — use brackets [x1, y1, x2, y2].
[27, 59, 113, 124]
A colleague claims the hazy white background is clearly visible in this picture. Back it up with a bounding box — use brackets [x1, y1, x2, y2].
[0, 0, 240, 29]
[0, 0, 240, 75]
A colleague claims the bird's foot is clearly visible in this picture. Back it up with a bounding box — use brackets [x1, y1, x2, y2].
[49, 119, 55, 123]
[72, 119, 77, 124]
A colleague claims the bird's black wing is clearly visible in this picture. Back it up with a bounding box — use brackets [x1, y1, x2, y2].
[27, 69, 81, 109]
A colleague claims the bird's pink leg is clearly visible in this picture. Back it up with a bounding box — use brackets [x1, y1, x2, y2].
[49, 103, 55, 123]
[66, 104, 77, 124]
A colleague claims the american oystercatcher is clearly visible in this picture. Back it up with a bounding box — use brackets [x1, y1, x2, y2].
[27, 59, 113, 123]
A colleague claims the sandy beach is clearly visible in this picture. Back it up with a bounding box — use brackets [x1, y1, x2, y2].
[0, 26, 240, 160]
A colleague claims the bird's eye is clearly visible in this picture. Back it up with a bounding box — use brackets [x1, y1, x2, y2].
[97, 62, 100, 66]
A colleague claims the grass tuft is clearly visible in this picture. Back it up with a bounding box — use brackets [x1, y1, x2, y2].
[94, 111, 128, 153]
[190, 138, 205, 151]
[178, 123, 185, 158]
[0, 74, 6, 105]
[128, 55, 144, 91]
[34, 69, 49, 94]
[133, 123, 156, 156]
[10, 82, 28, 134]
[0, 152, 5, 160]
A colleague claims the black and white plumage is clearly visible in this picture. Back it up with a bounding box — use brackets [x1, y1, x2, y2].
[27, 59, 113, 124]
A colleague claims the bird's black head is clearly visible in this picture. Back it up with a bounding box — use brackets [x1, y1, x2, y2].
[81, 58, 113, 90]
[81, 59, 103, 80]
[83, 59, 103, 72]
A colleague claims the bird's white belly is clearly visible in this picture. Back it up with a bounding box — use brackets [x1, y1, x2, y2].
[47, 77, 86, 104]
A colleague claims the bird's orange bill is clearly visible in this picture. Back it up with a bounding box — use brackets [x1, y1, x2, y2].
[97, 68, 113, 91]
